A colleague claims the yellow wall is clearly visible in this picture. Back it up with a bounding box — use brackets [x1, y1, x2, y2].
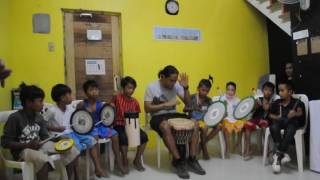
[0, 0, 11, 110]
[3, 0, 269, 112]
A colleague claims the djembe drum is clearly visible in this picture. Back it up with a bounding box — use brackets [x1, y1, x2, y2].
[168, 118, 194, 145]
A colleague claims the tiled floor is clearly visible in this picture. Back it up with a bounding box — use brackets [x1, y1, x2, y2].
[6, 139, 320, 180]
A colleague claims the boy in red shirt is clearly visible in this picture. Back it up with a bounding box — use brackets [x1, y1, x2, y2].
[112, 76, 148, 174]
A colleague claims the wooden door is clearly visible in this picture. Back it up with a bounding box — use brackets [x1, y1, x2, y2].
[64, 11, 122, 101]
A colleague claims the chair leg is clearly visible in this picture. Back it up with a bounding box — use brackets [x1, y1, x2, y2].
[218, 131, 225, 159]
[55, 160, 68, 180]
[108, 141, 115, 171]
[262, 129, 270, 166]
[185, 143, 190, 158]
[85, 149, 90, 180]
[258, 129, 264, 153]
[241, 132, 245, 157]
[295, 133, 304, 172]
[157, 135, 161, 168]
[22, 162, 34, 180]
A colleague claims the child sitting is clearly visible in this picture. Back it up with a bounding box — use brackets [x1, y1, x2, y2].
[243, 82, 275, 160]
[269, 80, 305, 173]
[1, 83, 79, 180]
[111, 76, 148, 173]
[77, 80, 125, 176]
[48, 84, 108, 178]
[184, 77, 220, 160]
[220, 81, 244, 157]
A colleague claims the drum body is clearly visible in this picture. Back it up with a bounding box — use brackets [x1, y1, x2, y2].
[70, 109, 94, 135]
[100, 104, 115, 126]
[233, 96, 256, 120]
[168, 118, 194, 145]
[124, 112, 140, 147]
[204, 101, 226, 127]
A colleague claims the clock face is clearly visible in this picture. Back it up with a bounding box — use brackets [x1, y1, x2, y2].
[166, 0, 179, 15]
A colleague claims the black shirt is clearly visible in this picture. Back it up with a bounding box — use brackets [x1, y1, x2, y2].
[1, 110, 49, 160]
[252, 97, 270, 120]
[269, 97, 305, 127]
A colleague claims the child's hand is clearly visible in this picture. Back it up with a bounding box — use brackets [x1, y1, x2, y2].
[262, 103, 270, 111]
[287, 110, 297, 119]
[57, 126, 66, 132]
[27, 140, 41, 150]
[256, 99, 262, 107]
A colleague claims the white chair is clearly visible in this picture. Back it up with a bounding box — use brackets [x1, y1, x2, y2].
[240, 94, 281, 156]
[0, 110, 65, 180]
[262, 94, 309, 172]
[144, 113, 163, 168]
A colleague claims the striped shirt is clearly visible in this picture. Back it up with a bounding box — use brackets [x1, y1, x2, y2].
[113, 94, 141, 126]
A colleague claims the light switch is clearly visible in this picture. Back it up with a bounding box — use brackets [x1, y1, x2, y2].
[48, 42, 55, 52]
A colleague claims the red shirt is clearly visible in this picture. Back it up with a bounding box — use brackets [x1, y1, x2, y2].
[113, 94, 141, 126]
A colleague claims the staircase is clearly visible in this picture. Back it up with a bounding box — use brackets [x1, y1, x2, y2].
[246, 0, 291, 36]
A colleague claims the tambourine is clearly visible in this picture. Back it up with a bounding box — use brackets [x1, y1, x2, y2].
[233, 96, 256, 120]
[54, 138, 74, 153]
[70, 109, 94, 135]
[204, 101, 226, 127]
[99, 104, 115, 127]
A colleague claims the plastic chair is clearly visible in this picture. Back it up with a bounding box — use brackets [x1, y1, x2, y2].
[262, 94, 309, 172]
[0, 110, 65, 180]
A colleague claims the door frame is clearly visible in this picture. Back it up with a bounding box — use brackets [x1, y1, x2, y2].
[62, 9, 123, 98]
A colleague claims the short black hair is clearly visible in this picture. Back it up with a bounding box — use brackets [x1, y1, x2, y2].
[278, 80, 294, 91]
[19, 83, 45, 107]
[226, 81, 236, 89]
[83, 80, 99, 93]
[285, 62, 293, 66]
[198, 75, 214, 89]
[51, 84, 72, 102]
[262, 82, 275, 92]
[158, 65, 179, 78]
[121, 76, 137, 88]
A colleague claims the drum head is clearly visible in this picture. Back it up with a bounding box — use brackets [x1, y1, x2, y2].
[55, 139, 74, 153]
[70, 109, 94, 135]
[100, 104, 115, 127]
[168, 118, 194, 130]
[204, 101, 226, 127]
[233, 96, 256, 120]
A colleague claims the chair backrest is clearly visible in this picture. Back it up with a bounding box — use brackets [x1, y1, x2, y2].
[292, 94, 309, 130]
[212, 96, 223, 102]
[0, 110, 17, 124]
[0, 110, 17, 161]
[71, 100, 82, 109]
[144, 113, 151, 130]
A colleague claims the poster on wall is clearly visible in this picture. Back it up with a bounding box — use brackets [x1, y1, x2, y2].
[85, 59, 106, 75]
[154, 27, 201, 41]
[311, 36, 320, 54]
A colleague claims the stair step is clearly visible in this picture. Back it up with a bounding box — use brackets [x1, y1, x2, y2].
[246, 0, 291, 36]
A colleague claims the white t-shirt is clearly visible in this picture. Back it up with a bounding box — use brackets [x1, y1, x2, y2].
[219, 95, 240, 123]
[144, 80, 184, 116]
[48, 104, 75, 134]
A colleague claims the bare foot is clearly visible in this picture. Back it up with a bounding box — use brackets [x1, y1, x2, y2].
[243, 151, 253, 161]
[114, 165, 125, 177]
[133, 159, 145, 172]
[114, 159, 126, 177]
[203, 151, 210, 160]
[95, 168, 109, 178]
